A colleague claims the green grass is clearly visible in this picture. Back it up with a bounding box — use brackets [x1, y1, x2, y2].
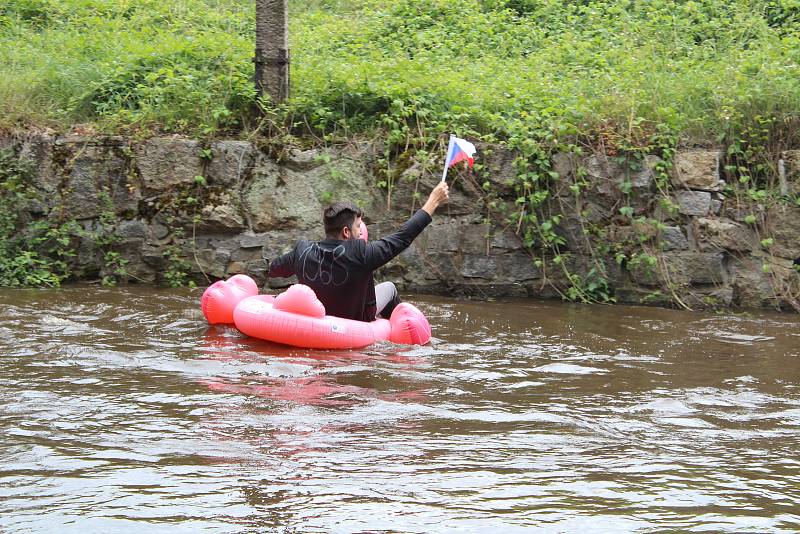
[1, 0, 800, 146]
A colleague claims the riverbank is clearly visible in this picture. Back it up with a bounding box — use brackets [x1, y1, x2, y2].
[1, 130, 798, 312]
[1, 1, 799, 310]
[2, 0, 800, 145]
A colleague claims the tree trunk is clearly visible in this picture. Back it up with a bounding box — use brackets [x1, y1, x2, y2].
[255, 0, 289, 106]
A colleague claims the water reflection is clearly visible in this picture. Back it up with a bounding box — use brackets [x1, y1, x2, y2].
[197, 326, 426, 407]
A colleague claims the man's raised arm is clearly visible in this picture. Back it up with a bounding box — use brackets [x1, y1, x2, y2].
[364, 182, 449, 270]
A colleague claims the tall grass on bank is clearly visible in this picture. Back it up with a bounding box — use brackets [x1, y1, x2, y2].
[1, 0, 255, 133]
[1, 0, 799, 145]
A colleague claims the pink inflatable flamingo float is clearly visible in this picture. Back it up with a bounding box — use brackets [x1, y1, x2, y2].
[200, 223, 432, 349]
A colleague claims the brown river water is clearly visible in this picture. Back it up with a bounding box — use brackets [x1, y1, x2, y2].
[1, 285, 799, 533]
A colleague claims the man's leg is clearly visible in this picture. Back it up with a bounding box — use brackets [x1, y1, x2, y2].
[375, 281, 401, 319]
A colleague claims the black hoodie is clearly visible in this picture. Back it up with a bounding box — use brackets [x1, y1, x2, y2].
[268, 209, 432, 321]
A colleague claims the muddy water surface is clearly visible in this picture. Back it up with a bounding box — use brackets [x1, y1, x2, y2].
[1, 286, 799, 532]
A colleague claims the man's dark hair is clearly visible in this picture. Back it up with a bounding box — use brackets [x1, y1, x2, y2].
[323, 202, 363, 238]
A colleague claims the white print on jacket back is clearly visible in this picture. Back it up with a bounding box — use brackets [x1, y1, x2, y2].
[299, 243, 349, 286]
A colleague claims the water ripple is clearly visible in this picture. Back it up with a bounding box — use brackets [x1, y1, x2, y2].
[0, 287, 798, 532]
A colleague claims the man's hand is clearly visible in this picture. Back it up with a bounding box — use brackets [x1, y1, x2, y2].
[422, 181, 450, 216]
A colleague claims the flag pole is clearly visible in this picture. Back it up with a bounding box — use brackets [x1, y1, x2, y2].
[441, 134, 455, 182]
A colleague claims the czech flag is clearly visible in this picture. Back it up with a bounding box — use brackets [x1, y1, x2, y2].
[444, 135, 476, 169]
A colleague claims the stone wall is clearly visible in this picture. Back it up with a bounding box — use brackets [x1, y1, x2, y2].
[1, 131, 798, 311]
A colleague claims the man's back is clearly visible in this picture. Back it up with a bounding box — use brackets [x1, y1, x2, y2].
[290, 238, 375, 321]
[268, 209, 433, 322]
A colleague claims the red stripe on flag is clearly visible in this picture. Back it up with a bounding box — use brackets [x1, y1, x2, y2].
[449, 151, 473, 168]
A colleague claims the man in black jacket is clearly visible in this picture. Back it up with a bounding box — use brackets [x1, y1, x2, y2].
[268, 182, 449, 321]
